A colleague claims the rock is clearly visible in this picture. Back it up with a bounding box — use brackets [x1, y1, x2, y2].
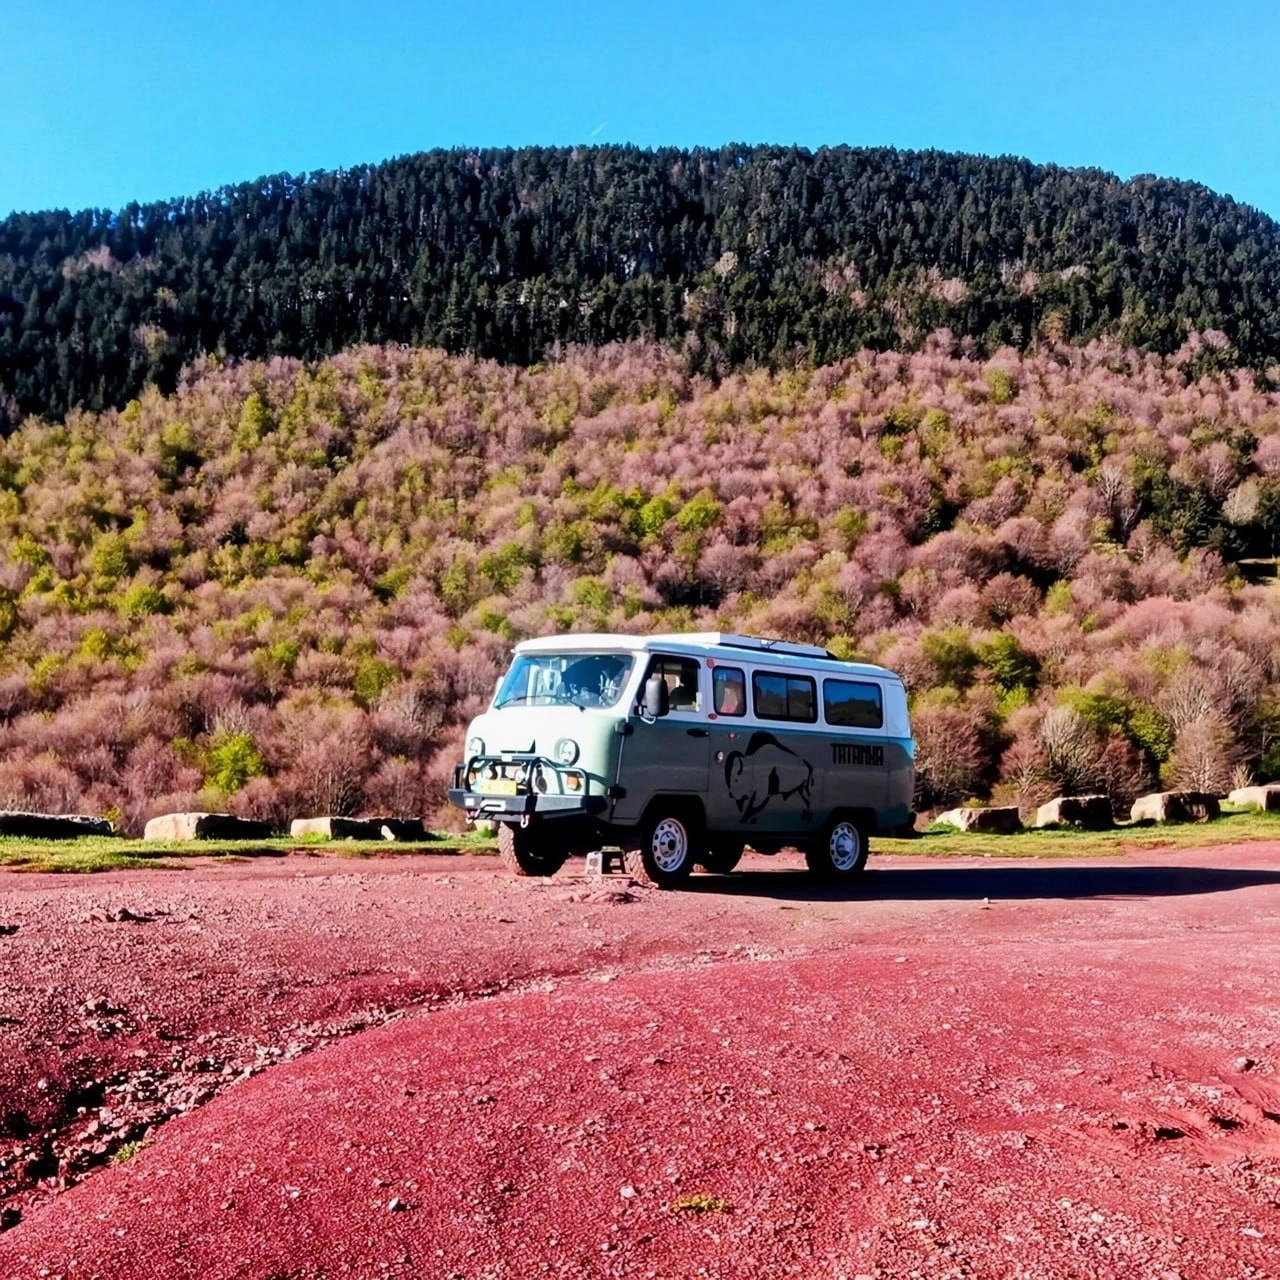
[143, 813, 275, 841]
[1228, 784, 1280, 811]
[1033, 795, 1113, 830]
[290, 816, 391, 841]
[933, 806, 1023, 834]
[1129, 791, 1220, 823]
[0, 810, 114, 839]
[375, 817, 428, 841]
[289, 816, 428, 841]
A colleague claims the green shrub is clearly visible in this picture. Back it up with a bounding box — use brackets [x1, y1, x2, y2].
[0, 589, 17, 642]
[637, 492, 676, 541]
[986, 369, 1016, 404]
[1128, 703, 1173, 764]
[206, 731, 265, 795]
[976, 633, 1039, 698]
[921, 627, 978, 689]
[118, 583, 171, 618]
[354, 657, 400, 708]
[675, 490, 721, 534]
[833, 507, 869, 550]
[92, 533, 133, 582]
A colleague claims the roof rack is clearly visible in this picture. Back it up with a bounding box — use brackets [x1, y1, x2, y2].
[708, 633, 836, 660]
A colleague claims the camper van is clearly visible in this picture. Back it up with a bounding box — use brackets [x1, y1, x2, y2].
[449, 633, 914, 887]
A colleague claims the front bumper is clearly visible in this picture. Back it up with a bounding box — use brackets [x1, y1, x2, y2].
[448, 789, 608, 821]
[449, 756, 608, 823]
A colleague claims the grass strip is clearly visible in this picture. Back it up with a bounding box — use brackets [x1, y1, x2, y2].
[872, 806, 1280, 860]
[0, 831, 498, 874]
[4, 809, 1280, 874]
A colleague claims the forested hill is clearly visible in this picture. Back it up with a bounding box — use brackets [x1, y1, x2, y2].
[4, 143, 1280, 424]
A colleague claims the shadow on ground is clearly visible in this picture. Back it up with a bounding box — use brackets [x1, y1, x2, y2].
[683, 863, 1280, 903]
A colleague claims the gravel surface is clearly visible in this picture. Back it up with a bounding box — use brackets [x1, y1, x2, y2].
[2, 845, 1280, 1277]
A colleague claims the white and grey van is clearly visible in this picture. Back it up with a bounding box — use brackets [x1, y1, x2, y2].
[449, 633, 914, 887]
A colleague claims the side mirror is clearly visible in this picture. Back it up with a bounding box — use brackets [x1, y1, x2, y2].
[642, 674, 669, 718]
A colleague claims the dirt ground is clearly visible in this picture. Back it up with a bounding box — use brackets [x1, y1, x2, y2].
[1, 844, 1279, 1278]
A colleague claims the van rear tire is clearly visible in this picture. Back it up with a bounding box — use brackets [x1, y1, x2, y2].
[498, 823, 567, 877]
[623, 808, 697, 888]
[698, 842, 743, 875]
[805, 816, 868, 880]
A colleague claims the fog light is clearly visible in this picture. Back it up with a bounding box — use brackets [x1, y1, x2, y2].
[554, 737, 579, 765]
[468, 736, 485, 757]
[566, 773, 582, 792]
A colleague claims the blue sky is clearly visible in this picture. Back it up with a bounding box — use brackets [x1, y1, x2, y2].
[3, 0, 1279, 220]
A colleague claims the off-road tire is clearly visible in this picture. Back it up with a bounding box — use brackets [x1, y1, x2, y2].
[623, 808, 698, 889]
[498, 823, 568, 877]
[804, 815, 869, 881]
[698, 843, 744, 875]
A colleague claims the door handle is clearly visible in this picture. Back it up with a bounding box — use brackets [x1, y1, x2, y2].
[686, 728, 709, 738]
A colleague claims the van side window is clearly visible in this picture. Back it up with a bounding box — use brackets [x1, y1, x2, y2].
[713, 666, 746, 717]
[645, 655, 702, 712]
[823, 679, 884, 728]
[752, 671, 817, 723]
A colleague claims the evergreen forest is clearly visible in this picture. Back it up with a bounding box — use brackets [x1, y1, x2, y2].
[4, 144, 1280, 425]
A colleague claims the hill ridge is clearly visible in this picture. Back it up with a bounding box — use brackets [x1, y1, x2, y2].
[4, 143, 1280, 424]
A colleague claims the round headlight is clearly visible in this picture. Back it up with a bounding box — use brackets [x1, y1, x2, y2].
[468, 736, 485, 757]
[554, 737, 579, 765]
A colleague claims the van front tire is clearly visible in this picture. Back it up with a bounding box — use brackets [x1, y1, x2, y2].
[498, 823, 567, 877]
[623, 808, 697, 888]
[805, 816, 868, 880]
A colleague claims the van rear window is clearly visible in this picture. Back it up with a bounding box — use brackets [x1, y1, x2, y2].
[752, 672, 817, 723]
[823, 679, 883, 728]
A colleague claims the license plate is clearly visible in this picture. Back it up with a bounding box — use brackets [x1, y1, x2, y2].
[476, 778, 518, 796]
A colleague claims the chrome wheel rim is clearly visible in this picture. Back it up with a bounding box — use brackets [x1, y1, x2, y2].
[829, 822, 861, 872]
[651, 818, 690, 873]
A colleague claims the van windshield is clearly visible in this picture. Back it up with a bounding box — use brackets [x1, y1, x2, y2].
[495, 653, 634, 710]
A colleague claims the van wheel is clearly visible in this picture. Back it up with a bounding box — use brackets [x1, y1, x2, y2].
[698, 842, 743, 875]
[805, 816, 868, 880]
[498, 823, 567, 877]
[623, 809, 697, 888]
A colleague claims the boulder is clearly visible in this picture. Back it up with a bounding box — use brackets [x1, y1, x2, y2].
[0, 811, 114, 839]
[374, 818, 428, 841]
[143, 812, 274, 841]
[1228, 784, 1280, 812]
[934, 806, 1023, 834]
[1130, 791, 1220, 824]
[1033, 795, 1113, 830]
[290, 816, 391, 841]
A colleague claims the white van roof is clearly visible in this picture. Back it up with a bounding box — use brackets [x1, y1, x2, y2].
[513, 632, 901, 682]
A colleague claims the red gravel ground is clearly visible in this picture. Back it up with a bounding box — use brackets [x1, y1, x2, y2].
[2, 845, 1280, 1278]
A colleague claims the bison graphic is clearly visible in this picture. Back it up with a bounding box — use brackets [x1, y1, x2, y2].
[724, 732, 814, 822]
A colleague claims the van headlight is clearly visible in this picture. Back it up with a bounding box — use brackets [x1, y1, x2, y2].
[468, 736, 485, 757]
[554, 737, 579, 765]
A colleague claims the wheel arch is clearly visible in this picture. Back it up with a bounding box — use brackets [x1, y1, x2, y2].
[827, 805, 876, 833]
[637, 793, 707, 833]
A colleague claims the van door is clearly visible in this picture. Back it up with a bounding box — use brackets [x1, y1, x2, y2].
[820, 676, 889, 820]
[611, 654, 711, 826]
[709, 667, 825, 840]
[704, 662, 755, 835]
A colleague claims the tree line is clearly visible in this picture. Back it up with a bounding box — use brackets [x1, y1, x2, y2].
[4, 144, 1280, 424]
